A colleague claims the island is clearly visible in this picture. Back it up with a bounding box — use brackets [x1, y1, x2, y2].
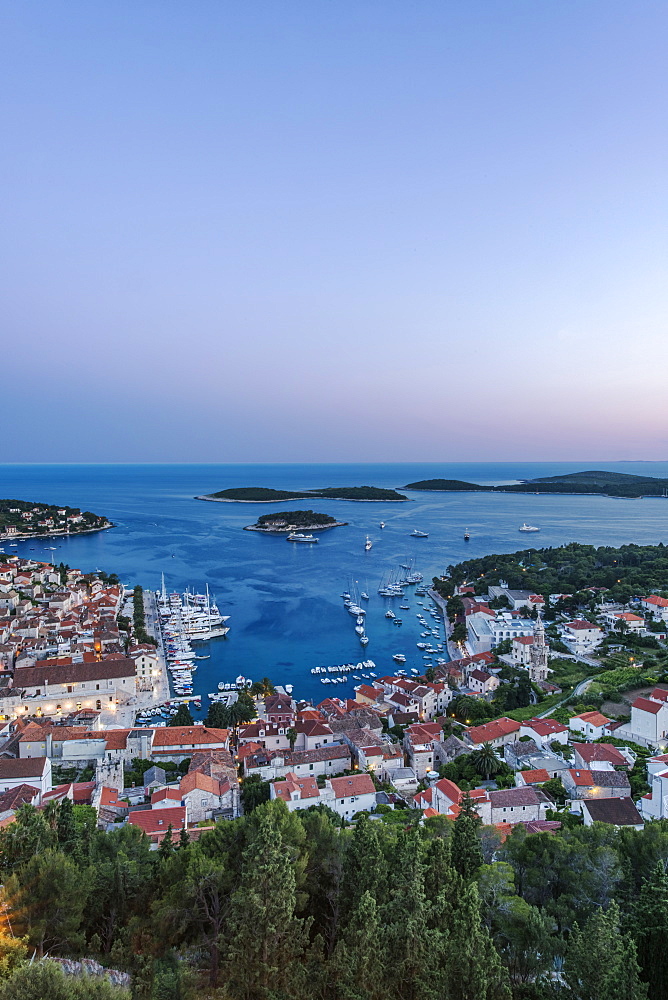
[197, 485, 409, 502]
[244, 510, 347, 533]
[405, 470, 668, 499]
[0, 498, 112, 541]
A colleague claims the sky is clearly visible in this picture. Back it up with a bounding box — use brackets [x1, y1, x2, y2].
[1, 1, 667, 463]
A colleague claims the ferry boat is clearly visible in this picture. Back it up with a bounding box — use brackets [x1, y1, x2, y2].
[287, 532, 318, 543]
[410, 529, 429, 538]
[518, 523, 540, 532]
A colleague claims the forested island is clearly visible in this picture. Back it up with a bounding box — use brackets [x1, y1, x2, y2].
[434, 541, 668, 603]
[245, 510, 347, 532]
[197, 485, 409, 502]
[405, 470, 668, 498]
[0, 498, 112, 540]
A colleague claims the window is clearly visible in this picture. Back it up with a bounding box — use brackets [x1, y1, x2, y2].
[96, 684, 99, 690]
[309, 764, 313, 770]
[67, 686, 73, 693]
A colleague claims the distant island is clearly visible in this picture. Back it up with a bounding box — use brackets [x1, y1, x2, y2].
[0, 498, 112, 541]
[245, 510, 347, 533]
[197, 485, 409, 502]
[404, 470, 668, 499]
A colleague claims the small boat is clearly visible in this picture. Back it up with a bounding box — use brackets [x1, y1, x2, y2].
[400, 605, 410, 610]
[365, 536, 372, 551]
[464, 530, 470, 541]
[285, 684, 293, 694]
[385, 609, 395, 619]
[359, 635, 369, 646]
[393, 653, 406, 663]
[379, 522, 385, 529]
[287, 533, 319, 542]
[518, 523, 540, 532]
[360, 592, 369, 600]
[355, 624, 365, 635]
[410, 529, 429, 538]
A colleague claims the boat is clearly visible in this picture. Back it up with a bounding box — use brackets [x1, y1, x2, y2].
[400, 605, 410, 610]
[359, 636, 369, 646]
[355, 624, 365, 635]
[379, 522, 385, 529]
[410, 529, 429, 538]
[464, 530, 470, 541]
[360, 592, 369, 601]
[392, 654, 406, 663]
[364, 536, 372, 551]
[287, 532, 318, 543]
[285, 684, 293, 694]
[518, 523, 540, 532]
[385, 610, 395, 619]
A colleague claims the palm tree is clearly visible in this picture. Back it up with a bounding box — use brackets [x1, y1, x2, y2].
[286, 727, 298, 752]
[472, 742, 502, 781]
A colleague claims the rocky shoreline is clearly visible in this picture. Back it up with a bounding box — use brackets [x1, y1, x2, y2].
[0, 523, 113, 543]
[244, 521, 347, 533]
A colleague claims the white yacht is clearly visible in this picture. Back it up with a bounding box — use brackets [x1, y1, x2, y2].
[392, 653, 406, 663]
[287, 532, 319, 542]
[519, 523, 540, 532]
[379, 521, 385, 529]
[410, 529, 429, 538]
[365, 536, 372, 551]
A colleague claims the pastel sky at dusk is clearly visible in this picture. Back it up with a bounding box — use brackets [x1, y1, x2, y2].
[2, 2, 667, 462]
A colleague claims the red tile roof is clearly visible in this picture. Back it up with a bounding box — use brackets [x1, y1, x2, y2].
[520, 769, 550, 784]
[572, 711, 611, 727]
[468, 717, 521, 744]
[633, 697, 663, 715]
[329, 774, 375, 798]
[129, 806, 186, 838]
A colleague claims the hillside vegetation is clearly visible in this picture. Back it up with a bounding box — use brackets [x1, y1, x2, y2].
[406, 470, 668, 498]
[202, 485, 408, 501]
[434, 541, 668, 603]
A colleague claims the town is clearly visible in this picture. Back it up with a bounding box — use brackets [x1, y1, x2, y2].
[0, 498, 112, 540]
[2, 545, 668, 997]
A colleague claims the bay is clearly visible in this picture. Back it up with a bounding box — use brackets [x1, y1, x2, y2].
[1, 461, 667, 704]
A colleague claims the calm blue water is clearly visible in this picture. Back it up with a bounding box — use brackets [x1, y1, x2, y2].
[1, 462, 667, 704]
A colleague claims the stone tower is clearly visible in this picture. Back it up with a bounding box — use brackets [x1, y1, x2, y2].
[529, 609, 549, 683]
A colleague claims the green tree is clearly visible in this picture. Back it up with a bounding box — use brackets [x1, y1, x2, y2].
[224, 811, 310, 1000]
[0, 961, 130, 1000]
[332, 891, 384, 1000]
[240, 775, 270, 814]
[204, 701, 229, 729]
[168, 704, 193, 727]
[632, 861, 668, 999]
[472, 742, 503, 781]
[452, 792, 484, 881]
[339, 814, 387, 921]
[287, 727, 298, 751]
[564, 901, 647, 1000]
[3, 849, 87, 957]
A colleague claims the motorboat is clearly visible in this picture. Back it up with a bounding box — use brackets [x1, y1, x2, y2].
[360, 592, 369, 600]
[385, 609, 396, 619]
[359, 635, 369, 646]
[365, 536, 372, 551]
[464, 530, 470, 540]
[392, 654, 406, 663]
[519, 523, 540, 532]
[410, 529, 429, 538]
[379, 522, 385, 529]
[287, 533, 319, 542]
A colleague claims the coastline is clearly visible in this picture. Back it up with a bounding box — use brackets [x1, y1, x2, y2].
[244, 521, 347, 533]
[0, 523, 113, 543]
[405, 487, 664, 500]
[196, 495, 411, 503]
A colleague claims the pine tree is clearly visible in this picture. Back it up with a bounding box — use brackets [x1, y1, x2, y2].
[381, 830, 433, 1000]
[56, 797, 79, 856]
[339, 814, 387, 921]
[633, 862, 668, 999]
[331, 891, 384, 1000]
[564, 902, 647, 1000]
[158, 825, 174, 860]
[452, 792, 484, 881]
[441, 881, 511, 1000]
[178, 826, 190, 851]
[225, 811, 310, 1000]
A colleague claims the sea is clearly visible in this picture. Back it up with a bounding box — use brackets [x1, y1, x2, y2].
[2, 461, 668, 705]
